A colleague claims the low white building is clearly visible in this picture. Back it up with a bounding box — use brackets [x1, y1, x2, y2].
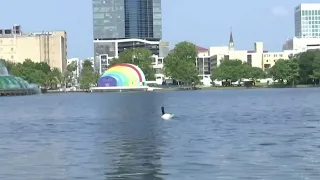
[67, 57, 95, 74]
[93, 38, 169, 74]
[197, 31, 302, 73]
[283, 37, 320, 51]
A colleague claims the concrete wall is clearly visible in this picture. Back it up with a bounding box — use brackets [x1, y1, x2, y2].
[0, 31, 67, 71]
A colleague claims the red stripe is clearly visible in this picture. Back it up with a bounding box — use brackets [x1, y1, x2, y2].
[109, 63, 142, 82]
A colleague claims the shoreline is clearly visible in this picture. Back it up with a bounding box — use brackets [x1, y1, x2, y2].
[43, 84, 319, 94]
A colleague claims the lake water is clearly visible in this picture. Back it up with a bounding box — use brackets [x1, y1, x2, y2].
[1, 88, 320, 179]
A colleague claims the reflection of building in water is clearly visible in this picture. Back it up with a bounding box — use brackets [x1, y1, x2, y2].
[101, 93, 164, 179]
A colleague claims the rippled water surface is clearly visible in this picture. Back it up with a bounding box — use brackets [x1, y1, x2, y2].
[1, 88, 320, 179]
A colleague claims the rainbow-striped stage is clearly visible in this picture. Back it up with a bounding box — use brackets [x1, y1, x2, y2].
[98, 63, 146, 87]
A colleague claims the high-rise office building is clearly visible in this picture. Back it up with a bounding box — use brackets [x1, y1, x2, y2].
[283, 4, 320, 52]
[92, 0, 162, 73]
[295, 3, 320, 38]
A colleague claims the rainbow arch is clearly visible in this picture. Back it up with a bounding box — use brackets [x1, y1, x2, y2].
[98, 63, 146, 87]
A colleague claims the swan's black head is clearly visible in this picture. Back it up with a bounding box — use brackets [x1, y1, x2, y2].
[161, 106, 165, 115]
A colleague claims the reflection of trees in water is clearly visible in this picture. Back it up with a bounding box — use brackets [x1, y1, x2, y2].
[103, 93, 165, 180]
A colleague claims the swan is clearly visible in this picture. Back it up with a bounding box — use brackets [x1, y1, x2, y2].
[161, 106, 174, 120]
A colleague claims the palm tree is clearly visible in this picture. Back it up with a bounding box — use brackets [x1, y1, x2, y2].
[49, 68, 63, 89]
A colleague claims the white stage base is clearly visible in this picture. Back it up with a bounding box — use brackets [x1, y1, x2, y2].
[90, 86, 149, 92]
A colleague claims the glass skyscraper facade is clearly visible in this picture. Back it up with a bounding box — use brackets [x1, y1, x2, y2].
[92, 0, 162, 40]
[295, 4, 320, 38]
[92, 0, 162, 74]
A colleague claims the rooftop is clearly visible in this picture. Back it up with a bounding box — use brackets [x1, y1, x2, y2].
[196, 46, 208, 52]
[0, 24, 66, 38]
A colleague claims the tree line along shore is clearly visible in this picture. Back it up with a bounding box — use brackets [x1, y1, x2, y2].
[1, 41, 320, 91]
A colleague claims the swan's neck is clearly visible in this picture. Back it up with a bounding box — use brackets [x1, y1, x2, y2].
[161, 109, 165, 115]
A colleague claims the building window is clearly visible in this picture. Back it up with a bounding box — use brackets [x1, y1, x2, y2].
[264, 64, 271, 69]
[11, 55, 14, 59]
[247, 55, 252, 66]
[101, 55, 107, 59]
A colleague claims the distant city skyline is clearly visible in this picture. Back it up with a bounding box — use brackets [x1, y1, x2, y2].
[1, 0, 320, 58]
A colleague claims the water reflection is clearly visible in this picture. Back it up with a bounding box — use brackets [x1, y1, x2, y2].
[97, 92, 164, 179]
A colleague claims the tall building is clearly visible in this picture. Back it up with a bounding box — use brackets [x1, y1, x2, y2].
[93, 0, 161, 40]
[92, 0, 162, 73]
[295, 3, 320, 38]
[283, 4, 320, 52]
[0, 25, 67, 71]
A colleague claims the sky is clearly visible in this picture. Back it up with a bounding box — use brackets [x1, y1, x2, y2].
[1, 0, 319, 59]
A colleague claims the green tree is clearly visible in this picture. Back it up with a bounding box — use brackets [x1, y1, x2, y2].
[66, 61, 78, 86]
[296, 50, 316, 83]
[22, 59, 35, 69]
[82, 60, 94, 71]
[67, 61, 77, 72]
[270, 59, 299, 86]
[245, 66, 266, 81]
[48, 68, 62, 88]
[164, 41, 199, 84]
[172, 41, 198, 63]
[270, 59, 289, 84]
[287, 60, 300, 86]
[211, 59, 266, 86]
[309, 53, 320, 85]
[0, 59, 69, 89]
[35, 62, 51, 74]
[80, 60, 99, 90]
[211, 59, 244, 82]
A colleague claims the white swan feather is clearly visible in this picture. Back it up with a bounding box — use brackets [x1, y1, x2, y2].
[161, 113, 174, 120]
[161, 106, 174, 120]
